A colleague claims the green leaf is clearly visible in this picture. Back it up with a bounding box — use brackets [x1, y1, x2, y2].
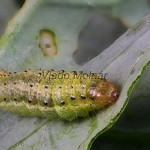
[92, 97, 150, 149]
[0, 0, 150, 150]
[80, 14, 150, 149]
[112, 0, 150, 26]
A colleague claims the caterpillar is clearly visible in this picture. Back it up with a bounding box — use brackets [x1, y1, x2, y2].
[0, 69, 119, 121]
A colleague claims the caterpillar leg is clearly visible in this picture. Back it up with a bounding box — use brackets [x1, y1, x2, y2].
[55, 106, 77, 121]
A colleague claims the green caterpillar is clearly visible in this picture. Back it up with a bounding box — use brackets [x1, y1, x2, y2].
[0, 69, 119, 121]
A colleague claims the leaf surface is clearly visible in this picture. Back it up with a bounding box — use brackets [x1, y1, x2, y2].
[0, 1, 150, 150]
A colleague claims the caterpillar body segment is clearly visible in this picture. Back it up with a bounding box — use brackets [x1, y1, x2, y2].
[0, 69, 119, 121]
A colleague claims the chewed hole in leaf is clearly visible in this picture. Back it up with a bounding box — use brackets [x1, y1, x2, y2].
[15, 0, 25, 7]
[73, 13, 127, 65]
[39, 29, 57, 57]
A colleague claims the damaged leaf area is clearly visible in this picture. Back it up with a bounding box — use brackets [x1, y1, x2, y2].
[0, 0, 150, 150]
[39, 29, 57, 57]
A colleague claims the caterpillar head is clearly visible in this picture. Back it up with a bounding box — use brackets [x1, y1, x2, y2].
[88, 80, 119, 107]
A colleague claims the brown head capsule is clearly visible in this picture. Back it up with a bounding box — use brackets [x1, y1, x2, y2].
[88, 79, 119, 108]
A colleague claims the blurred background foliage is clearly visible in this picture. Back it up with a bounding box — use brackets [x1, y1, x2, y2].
[0, 0, 150, 149]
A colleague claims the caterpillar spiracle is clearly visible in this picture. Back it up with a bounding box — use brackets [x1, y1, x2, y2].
[0, 69, 119, 121]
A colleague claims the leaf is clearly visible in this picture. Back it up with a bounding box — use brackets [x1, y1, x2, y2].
[80, 14, 150, 149]
[112, 0, 150, 26]
[92, 96, 150, 149]
[0, 0, 150, 150]
[0, 0, 18, 35]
